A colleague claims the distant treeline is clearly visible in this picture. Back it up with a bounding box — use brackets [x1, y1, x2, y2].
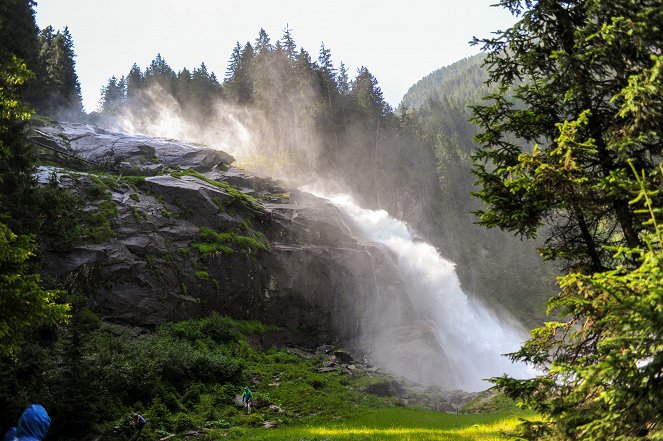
[97, 27, 442, 234]
[0, 0, 83, 119]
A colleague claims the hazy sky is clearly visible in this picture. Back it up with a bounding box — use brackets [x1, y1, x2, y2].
[34, 1, 517, 113]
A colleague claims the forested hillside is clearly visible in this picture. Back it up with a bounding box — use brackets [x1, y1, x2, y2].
[401, 54, 554, 325]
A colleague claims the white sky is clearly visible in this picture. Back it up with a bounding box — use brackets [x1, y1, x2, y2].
[34, 0, 517, 113]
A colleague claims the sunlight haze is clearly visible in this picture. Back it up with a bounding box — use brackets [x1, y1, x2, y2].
[34, 0, 517, 112]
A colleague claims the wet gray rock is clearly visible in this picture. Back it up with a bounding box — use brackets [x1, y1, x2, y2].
[30, 122, 234, 173]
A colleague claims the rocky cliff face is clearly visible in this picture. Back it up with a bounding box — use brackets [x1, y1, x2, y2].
[32, 122, 455, 388]
[33, 124, 405, 340]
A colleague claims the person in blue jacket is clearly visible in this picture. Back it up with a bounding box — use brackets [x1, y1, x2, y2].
[3, 404, 51, 441]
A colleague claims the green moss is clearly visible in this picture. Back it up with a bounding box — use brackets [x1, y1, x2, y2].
[88, 175, 111, 200]
[96, 200, 118, 217]
[29, 114, 58, 126]
[195, 271, 209, 280]
[263, 193, 290, 200]
[169, 169, 262, 210]
[192, 227, 269, 257]
[129, 193, 140, 202]
[130, 206, 146, 223]
[122, 175, 146, 189]
[191, 241, 234, 256]
[81, 200, 117, 243]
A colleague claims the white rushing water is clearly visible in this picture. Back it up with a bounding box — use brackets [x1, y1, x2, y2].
[321, 192, 533, 391]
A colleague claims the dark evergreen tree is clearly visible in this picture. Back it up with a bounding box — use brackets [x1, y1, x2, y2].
[471, 0, 661, 272]
[0, 0, 42, 108]
[125, 63, 143, 102]
[176, 67, 192, 104]
[99, 76, 124, 115]
[471, 0, 663, 438]
[0, 0, 39, 64]
[351, 66, 391, 119]
[143, 53, 176, 95]
[189, 63, 220, 120]
[223, 43, 254, 104]
[254, 28, 272, 54]
[35, 26, 83, 117]
[0, 55, 70, 357]
[225, 42, 242, 80]
[0, 56, 36, 233]
[281, 25, 297, 61]
[337, 62, 350, 95]
[317, 43, 336, 90]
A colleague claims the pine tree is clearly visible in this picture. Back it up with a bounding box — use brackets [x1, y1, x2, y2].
[225, 42, 242, 80]
[125, 63, 143, 102]
[337, 62, 350, 95]
[351, 67, 390, 119]
[316, 42, 337, 94]
[0, 0, 41, 108]
[471, 0, 661, 273]
[99, 76, 124, 115]
[189, 62, 220, 119]
[254, 28, 272, 54]
[0, 58, 69, 356]
[58, 27, 83, 115]
[281, 25, 297, 61]
[471, 0, 663, 438]
[36, 26, 83, 117]
[144, 53, 176, 95]
[224, 43, 254, 103]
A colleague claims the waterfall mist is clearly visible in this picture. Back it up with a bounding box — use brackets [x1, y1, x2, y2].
[305, 191, 533, 391]
[94, 45, 535, 391]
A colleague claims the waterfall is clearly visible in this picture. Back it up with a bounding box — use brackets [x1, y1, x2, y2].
[321, 192, 533, 391]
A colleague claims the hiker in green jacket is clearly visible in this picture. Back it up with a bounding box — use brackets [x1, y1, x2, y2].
[242, 386, 254, 414]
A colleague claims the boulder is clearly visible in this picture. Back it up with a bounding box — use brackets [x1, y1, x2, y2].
[30, 122, 234, 173]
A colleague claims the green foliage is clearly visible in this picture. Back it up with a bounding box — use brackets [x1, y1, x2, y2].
[130, 205, 146, 223]
[36, 26, 83, 117]
[122, 175, 146, 188]
[190, 226, 269, 257]
[494, 169, 663, 440]
[0, 54, 71, 356]
[0, 54, 38, 235]
[0, 222, 69, 356]
[471, 0, 663, 273]
[473, 1, 663, 439]
[35, 174, 84, 253]
[82, 199, 117, 243]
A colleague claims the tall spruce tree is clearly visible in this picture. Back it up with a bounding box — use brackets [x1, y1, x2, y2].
[351, 66, 391, 119]
[125, 63, 143, 102]
[35, 26, 83, 116]
[100, 76, 124, 115]
[472, 0, 663, 438]
[281, 25, 297, 61]
[0, 55, 69, 357]
[143, 53, 176, 95]
[254, 28, 272, 54]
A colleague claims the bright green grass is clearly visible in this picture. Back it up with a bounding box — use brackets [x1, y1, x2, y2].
[207, 407, 538, 440]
